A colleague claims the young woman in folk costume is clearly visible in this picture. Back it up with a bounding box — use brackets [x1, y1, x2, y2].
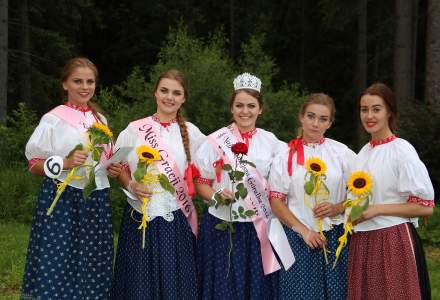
[347, 83, 434, 300]
[195, 73, 294, 300]
[268, 93, 356, 299]
[111, 69, 205, 299]
[22, 57, 120, 299]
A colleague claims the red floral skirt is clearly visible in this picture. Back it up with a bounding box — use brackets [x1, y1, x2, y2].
[347, 222, 428, 300]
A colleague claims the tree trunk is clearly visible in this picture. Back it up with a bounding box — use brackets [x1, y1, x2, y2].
[229, 0, 235, 59]
[394, 0, 415, 102]
[0, 0, 7, 124]
[425, 0, 440, 104]
[19, 0, 31, 106]
[356, 0, 367, 148]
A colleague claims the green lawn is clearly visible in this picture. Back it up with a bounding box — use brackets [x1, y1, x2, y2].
[1, 222, 439, 299]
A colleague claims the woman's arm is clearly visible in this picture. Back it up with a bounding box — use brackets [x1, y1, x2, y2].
[355, 202, 434, 224]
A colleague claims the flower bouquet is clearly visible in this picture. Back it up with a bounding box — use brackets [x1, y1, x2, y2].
[47, 122, 114, 215]
[208, 142, 256, 276]
[303, 157, 331, 264]
[333, 170, 373, 268]
[133, 145, 175, 248]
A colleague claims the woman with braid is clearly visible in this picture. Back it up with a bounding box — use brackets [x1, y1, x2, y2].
[111, 69, 205, 299]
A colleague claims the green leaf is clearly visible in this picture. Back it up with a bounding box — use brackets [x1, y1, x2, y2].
[213, 193, 222, 202]
[215, 222, 228, 231]
[243, 160, 256, 168]
[304, 180, 315, 195]
[133, 167, 147, 182]
[207, 199, 216, 207]
[238, 187, 248, 199]
[238, 206, 244, 214]
[66, 144, 84, 158]
[233, 171, 245, 181]
[232, 210, 238, 216]
[158, 173, 176, 194]
[350, 206, 364, 221]
[92, 147, 102, 161]
[82, 170, 96, 199]
[235, 191, 240, 200]
[223, 164, 233, 171]
[228, 222, 235, 233]
[244, 210, 256, 217]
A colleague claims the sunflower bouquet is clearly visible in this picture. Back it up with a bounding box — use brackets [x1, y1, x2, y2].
[208, 142, 256, 276]
[133, 145, 175, 248]
[47, 122, 114, 215]
[333, 170, 373, 268]
[304, 157, 331, 264]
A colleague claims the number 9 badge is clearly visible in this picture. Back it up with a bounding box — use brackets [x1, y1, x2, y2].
[44, 156, 64, 179]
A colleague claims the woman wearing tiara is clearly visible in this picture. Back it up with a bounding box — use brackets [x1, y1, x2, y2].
[268, 93, 355, 299]
[111, 69, 205, 299]
[195, 73, 292, 299]
[347, 83, 434, 300]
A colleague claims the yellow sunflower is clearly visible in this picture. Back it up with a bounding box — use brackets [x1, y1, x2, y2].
[347, 171, 373, 196]
[136, 145, 160, 163]
[91, 122, 113, 138]
[305, 157, 327, 176]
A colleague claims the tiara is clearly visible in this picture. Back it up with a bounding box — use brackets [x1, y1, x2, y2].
[233, 73, 262, 92]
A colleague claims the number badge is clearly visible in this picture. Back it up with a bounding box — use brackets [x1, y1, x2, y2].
[44, 156, 64, 179]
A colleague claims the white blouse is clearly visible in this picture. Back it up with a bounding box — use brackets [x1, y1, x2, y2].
[353, 137, 434, 232]
[25, 107, 110, 190]
[195, 127, 286, 222]
[269, 138, 356, 231]
[115, 118, 205, 222]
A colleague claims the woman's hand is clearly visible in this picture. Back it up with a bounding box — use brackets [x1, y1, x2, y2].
[217, 188, 234, 201]
[64, 150, 88, 169]
[300, 228, 326, 249]
[313, 201, 343, 218]
[107, 163, 123, 178]
[127, 180, 152, 200]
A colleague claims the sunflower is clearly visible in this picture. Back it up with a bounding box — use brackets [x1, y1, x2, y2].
[91, 122, 113, 138]
[347, 171, 373, 196]
[305, 157, 327, 177]
[136, 145, 160, 163]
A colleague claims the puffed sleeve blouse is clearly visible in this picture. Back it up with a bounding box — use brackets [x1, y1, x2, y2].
[269, 138, 356, 232]
[353, 136, 435, 232]
[115, 116, 205, 221]
[25, 106, 110, 190]
[195, 127, 286, 222]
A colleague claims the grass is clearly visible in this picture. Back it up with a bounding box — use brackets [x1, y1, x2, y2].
[1, 222, 439, 299]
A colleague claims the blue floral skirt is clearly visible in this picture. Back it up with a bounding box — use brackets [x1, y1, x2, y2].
[111, 205, 198, 300]
[21, 177, 113, 300]
[197, 212, 278, 300]
[278, 223, 348, 300]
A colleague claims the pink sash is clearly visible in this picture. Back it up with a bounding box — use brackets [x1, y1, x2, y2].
[50, 105, 90, 132]
[130, 117, 198, 237]
[208, 123, 294, 274]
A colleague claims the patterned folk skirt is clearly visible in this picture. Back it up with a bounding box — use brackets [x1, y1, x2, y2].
[197, 212, 278, 300]
[277, 223, 348, 300]
[347, 222, 430, 300]
[21, 177, 113, 300]
[111, 205, 198, 300]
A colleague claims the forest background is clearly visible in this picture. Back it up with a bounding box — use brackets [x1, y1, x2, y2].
[0, 0, 440, 298]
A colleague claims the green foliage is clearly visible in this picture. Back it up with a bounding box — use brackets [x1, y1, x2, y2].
[0, 164, 42, 223]
[418, 206, 440, 246]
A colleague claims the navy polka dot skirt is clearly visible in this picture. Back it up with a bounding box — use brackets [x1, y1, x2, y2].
[21, 177, 114, 300]
[278, 223, 348, 300]
[197, 212, 278, 300]
[111, 205, 198, 300]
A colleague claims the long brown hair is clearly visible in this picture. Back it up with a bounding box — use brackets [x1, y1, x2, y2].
[154, 69, 192, 163]
[61, 57, 102, 118]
